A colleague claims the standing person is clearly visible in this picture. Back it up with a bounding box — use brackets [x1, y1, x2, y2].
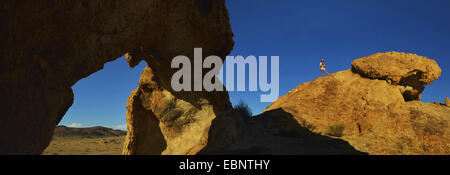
[320, 59, 329, 76]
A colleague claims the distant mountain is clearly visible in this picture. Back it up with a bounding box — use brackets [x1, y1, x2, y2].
[53, 125, 127, 138]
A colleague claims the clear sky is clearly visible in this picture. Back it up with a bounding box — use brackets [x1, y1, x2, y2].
[59, 0, 450, 130]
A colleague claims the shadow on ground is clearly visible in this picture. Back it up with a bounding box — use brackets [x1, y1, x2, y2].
[201, 108, 367, 155]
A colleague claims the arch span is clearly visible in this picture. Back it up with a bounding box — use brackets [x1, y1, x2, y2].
[0, 0, 234, 154]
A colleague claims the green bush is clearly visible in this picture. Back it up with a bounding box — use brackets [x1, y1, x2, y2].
[233, 100, 253, 119]
[327, 123, 345, 137]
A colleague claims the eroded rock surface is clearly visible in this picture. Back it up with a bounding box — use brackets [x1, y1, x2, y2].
[123, 62, 366, 155]
[266, 52, 449, 155]
[0, 0, 233, 154]
[351, 52, 441, 101]
[122, 67, 234, 155]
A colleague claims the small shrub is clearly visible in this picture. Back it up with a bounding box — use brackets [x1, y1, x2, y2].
[326, 123, 345, 137]
[422, 118, 444, 136]
[233, 100, 253, 119]
[299, 119, 316, 131]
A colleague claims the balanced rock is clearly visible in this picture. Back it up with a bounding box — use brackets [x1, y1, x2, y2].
[351, 52, 441, 101]
[266, 52, 449, 155]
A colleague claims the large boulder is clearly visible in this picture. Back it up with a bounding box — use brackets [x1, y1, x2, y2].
[266, 52, 449, 155]
[0, 0, 233, 154]
[351, 52, 441, 101]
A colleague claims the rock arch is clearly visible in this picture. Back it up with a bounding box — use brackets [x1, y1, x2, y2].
[0, 0, 234, 154]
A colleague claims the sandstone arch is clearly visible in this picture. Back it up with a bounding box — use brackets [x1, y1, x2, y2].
[0, 0, 234, 154]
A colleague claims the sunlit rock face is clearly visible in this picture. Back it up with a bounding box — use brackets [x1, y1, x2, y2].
[266, 52, 449, 155]
[351, 52, 441, 101]
[122, 66, 235, 155]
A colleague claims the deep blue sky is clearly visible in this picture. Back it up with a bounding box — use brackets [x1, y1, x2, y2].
[59, 0, 450, 130]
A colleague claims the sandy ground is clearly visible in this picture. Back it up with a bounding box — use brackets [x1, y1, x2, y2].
[42, 136, 125, 155]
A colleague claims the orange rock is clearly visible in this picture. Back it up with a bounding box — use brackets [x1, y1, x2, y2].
[266, 52, 449, 155]
[122, 67, 234, 155]
[351, 52, 441, 101]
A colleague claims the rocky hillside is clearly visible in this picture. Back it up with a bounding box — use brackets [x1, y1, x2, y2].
[265, 52, 449, 155]
[124, 51, 448, 155]
[43, 126, 126, 155]
[53, 126, 126, 138]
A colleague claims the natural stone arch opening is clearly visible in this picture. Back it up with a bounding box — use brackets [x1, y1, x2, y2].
[41, 56, 146, 154]
[0, 0, 234, 154]
[59, 56, 146, 130]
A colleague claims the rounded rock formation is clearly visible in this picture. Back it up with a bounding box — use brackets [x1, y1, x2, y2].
[351, 52, 442, 101]
[266, 52, 449, 155]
